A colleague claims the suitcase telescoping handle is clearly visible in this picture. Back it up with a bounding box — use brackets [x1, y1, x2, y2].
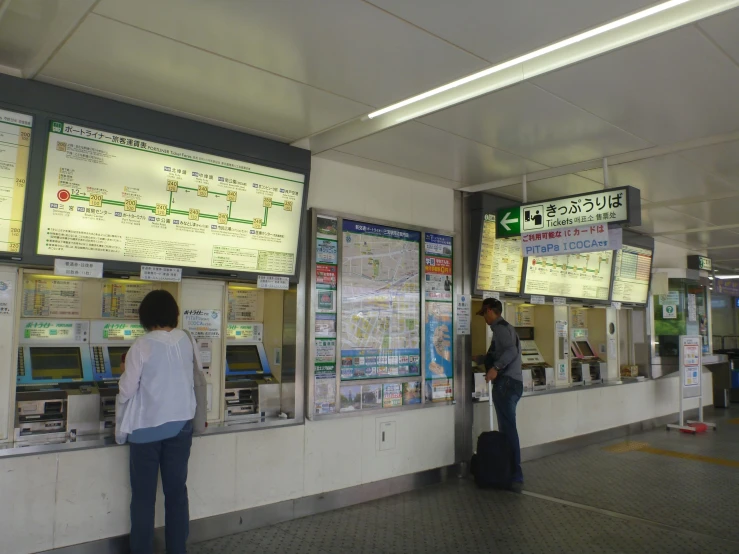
[488, 380, 494, 430]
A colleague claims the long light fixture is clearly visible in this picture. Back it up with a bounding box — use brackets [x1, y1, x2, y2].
[368, 0, 691, 120]
[714, 275, 739, 279]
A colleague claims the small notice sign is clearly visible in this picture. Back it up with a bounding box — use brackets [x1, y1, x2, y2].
[54, 258, 103, 278]
[456, 294, 471, 335]
[258, 275, 289, 290]
[183, 309, 222, 338]
[140, 265, 182, 282]
[553, 297, 567, 306]
[531, 295, 545, 305]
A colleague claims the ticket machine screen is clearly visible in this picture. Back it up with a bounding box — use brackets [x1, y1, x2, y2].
[107, 346, 130, 378]
[30, 347, 84, 381]
[226, 345, 264, 374]
[575, 341, 596, 358]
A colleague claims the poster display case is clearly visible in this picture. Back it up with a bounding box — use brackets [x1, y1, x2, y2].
[307, 210, 454, 418]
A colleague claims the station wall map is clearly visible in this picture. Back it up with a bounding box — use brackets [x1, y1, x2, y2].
[340, 221, 421, 380]
[0, 109, 32, 253]
[524, 250, 613, 301]
[37, 122, 305, 275]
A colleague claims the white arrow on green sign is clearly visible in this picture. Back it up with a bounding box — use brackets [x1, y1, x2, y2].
[497, 207, 521, 237]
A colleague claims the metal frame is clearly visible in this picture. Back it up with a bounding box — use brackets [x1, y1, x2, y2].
[0, 74, 311, 282]
[306, 208, 455, 420]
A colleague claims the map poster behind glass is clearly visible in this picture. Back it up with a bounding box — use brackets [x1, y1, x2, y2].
[340, 220, 421, 381]
[0, 109, 33, 253]
[38, 121, 304, 275]
[424, 232, 453, 401]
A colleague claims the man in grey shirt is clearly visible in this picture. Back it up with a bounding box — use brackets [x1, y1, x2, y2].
[477, 297, 524, 486]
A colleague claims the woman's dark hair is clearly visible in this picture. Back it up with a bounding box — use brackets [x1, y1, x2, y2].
[139, 289, 179, 331]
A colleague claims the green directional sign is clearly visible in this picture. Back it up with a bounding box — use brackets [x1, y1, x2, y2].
[496, 207, 521, 237]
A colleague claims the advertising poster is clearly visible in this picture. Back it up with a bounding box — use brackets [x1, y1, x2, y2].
[340, 385, 362, 412]
[341, 220, 421, 381]
[0, 108, 32, 253]
[383, 383, 402, 408]
[316, 264, 337, 289]
[361, 384, 383, 409]
[316, 289, 336, 313]
[515, 305, 535, 327]
[0, 279, 13, 316]
[316, 215, 338, 240]
[183, 309, 222, 338]
[402, 381, 422, 405]
[315, 339, 336, 363]
[425, 233, 452, 257]
[425, 256, 452, 302]
[315, 313, 336, 338]
[571, 308, 588, 329]
[426, 378, 453, 402]
[39, 122, 304, 275]
[425, 302, 453, 379]
[314, 374, 336, 415]
[316, 239, 338, 264]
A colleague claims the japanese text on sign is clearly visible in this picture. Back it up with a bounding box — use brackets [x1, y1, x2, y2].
[183, 309, 222, 338]
[140, 265, 182, 282]
[521, 225, 621, 257]
[54, 258, 103, 278]
[522, 189, 628, 233]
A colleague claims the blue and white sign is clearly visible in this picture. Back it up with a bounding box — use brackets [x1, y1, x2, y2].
[521, 225, 622, 257]
[425, 233, 452, 256]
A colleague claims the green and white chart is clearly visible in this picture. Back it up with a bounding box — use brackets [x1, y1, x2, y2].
[38, 121, 304, 275]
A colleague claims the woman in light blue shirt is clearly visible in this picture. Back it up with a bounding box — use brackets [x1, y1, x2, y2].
[119, 290, 196, 554]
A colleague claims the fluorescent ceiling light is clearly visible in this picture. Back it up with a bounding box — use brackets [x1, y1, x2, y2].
[368, 0, 695, 121]
[369, 0, 690, 120]
[715, 275, 739, 279]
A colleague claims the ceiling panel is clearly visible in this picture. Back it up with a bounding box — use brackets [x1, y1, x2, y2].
[659, 229, 739, 249]
[711, 248, 739, 263]
[698, 7, 739, 66]
[0, 0, 96, 72]
[533, 27, 739, 145]
[38, 14, 368, 142]
[93, 0, 487, 108]
[367, 0, 655, 65]
[493, 173, 604, 202]
[421, 82, 650, 167]
[678, 141, 739, 184]
[666, 197, 739, 227]
[316, 150, 459, 189]
[336, 122, 546, 184]
[634, 205, 709, 235]
[578, 153, 739, 204]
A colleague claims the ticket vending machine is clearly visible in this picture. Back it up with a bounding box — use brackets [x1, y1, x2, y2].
[571, 339, 606, 385]
[15, 319, 98, 443]
[224, 323, 279, 423]
[89, 321, 144, 431]
[517, 327, 555, 392]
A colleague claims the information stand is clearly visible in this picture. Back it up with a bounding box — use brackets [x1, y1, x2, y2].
[667, 335, 716, 433]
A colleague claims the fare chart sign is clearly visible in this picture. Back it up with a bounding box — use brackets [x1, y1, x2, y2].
[497, 186, 639, 238]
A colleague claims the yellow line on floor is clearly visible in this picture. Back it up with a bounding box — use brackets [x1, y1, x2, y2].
[728, 417, 739, 425]
[603, 441, 739, 468]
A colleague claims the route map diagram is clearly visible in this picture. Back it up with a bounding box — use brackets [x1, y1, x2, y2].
[524, 251, 613, 300]
[38, 122, 304, 275]
[340, 221, 420, 379]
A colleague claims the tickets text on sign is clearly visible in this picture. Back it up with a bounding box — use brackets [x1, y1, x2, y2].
[522, 190, 626, 232]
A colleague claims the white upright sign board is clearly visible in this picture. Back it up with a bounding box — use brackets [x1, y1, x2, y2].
[667, 335, 715, 433]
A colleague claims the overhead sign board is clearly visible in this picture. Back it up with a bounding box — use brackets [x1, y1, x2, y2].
[497, 186, 640, 238]
[687, 255, 712, 272]
[714, 279, 739, 297]
[37, 121, 305, 276]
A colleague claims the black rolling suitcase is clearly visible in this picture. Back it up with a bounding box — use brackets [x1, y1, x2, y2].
[471, 381, 513, 489]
